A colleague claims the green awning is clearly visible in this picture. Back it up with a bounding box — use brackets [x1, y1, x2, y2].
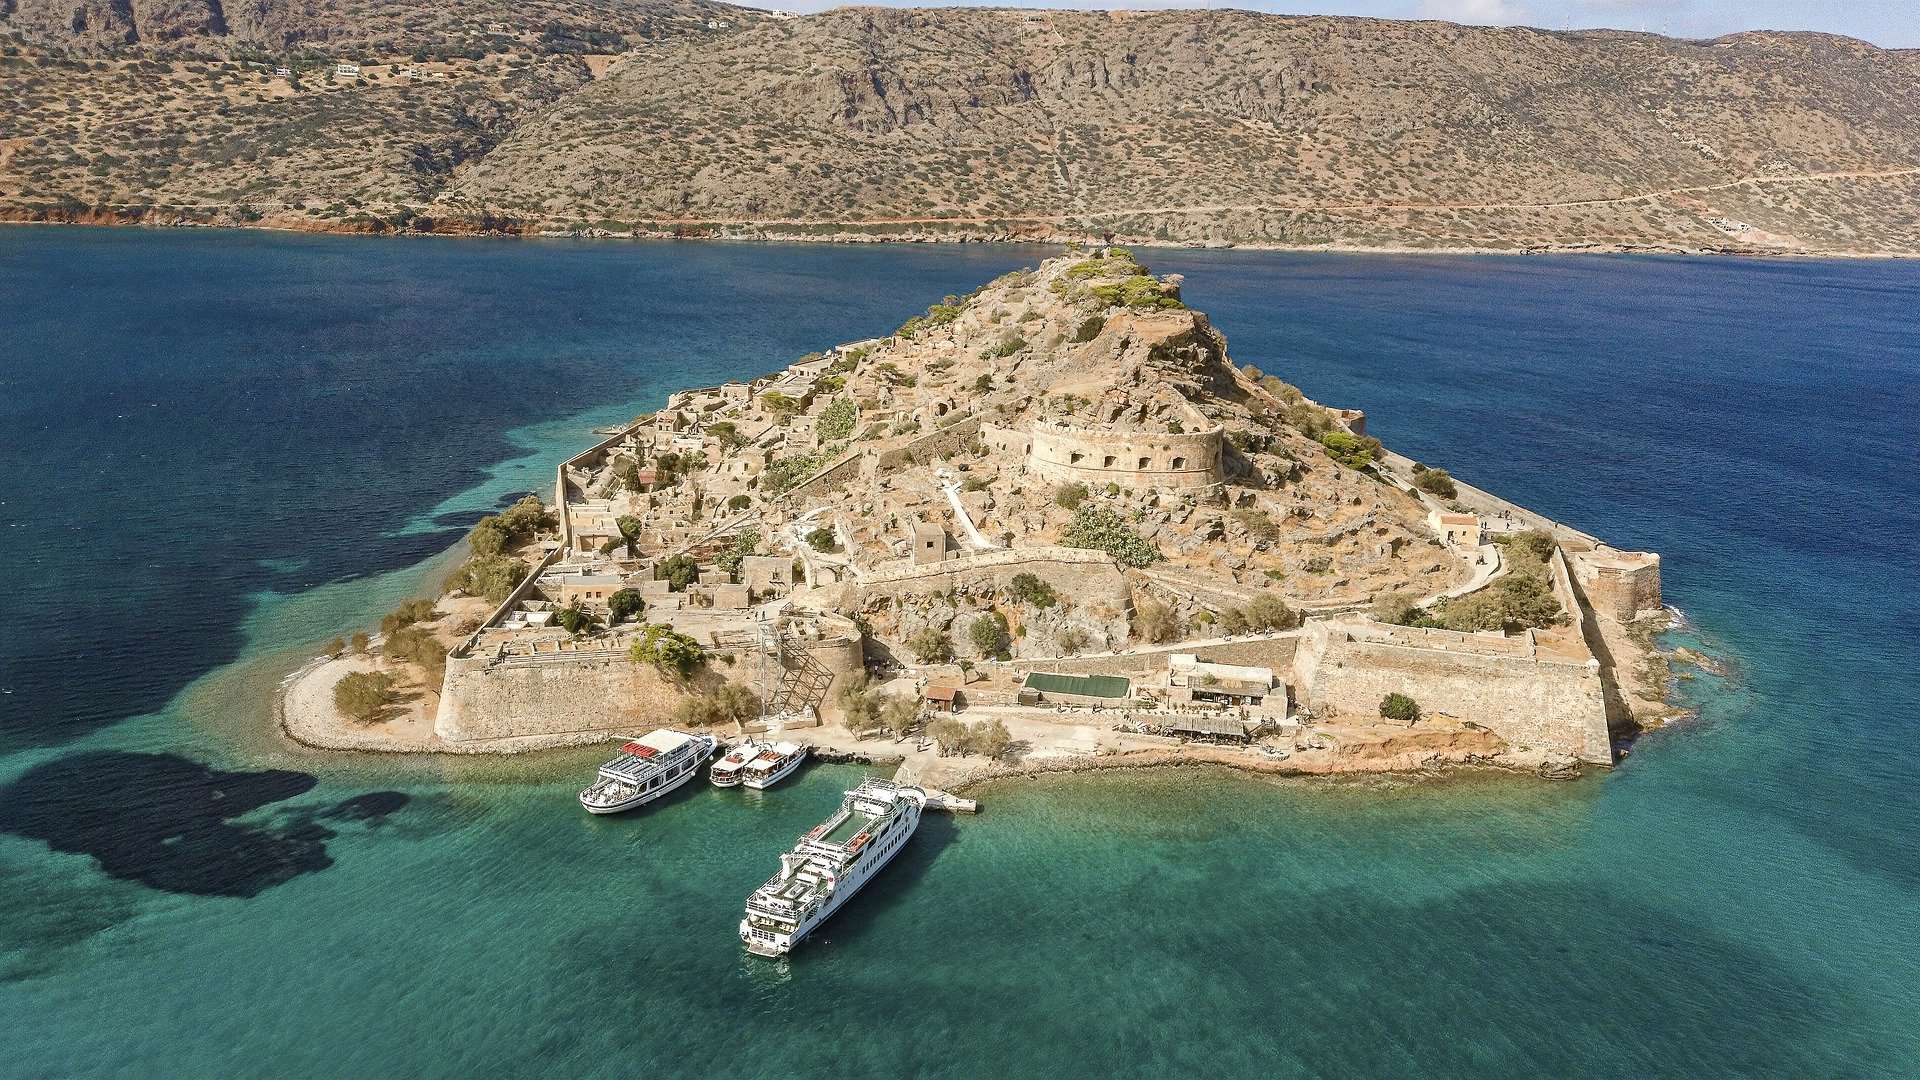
[1021, 672, 1132, 699]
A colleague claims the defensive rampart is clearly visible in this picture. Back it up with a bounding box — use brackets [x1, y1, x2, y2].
[1293, 620, 1611, 764]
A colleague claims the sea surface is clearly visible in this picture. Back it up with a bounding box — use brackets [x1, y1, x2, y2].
[1, 228, 1916, 1079]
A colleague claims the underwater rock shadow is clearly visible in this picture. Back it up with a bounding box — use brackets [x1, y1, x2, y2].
[0, 751, 407, 898]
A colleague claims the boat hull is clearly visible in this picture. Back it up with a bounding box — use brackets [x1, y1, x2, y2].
[740, 790, 922, 956]
[579, 736, 715, 814]
[741, 748, 809, 791]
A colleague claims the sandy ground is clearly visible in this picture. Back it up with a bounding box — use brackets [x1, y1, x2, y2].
[279, 652, 445, 751]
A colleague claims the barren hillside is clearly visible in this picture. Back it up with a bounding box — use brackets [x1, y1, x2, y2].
[5, 5, 1919, 253]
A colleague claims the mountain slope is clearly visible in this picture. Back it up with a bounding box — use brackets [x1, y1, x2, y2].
[1, 0, 750, 54]
[5, 6, 1919, 253]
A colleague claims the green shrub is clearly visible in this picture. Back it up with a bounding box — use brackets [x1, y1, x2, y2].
[981, 335, 1026, 359]
[446, 554, 527, 603]
[608, 589, 645, 624]
[1131, 599, 1179, 643]
[555, 601, 598, 636]
[815, 397, 857, 441]
[383, 624, 446, 682]
[907, 629, 955, 664]
[655, 554, 699, 591]
[968, 611, 1011, 659]
[1380, 693, 1421, 724]
[467, 517, 509, 556]
[379, 598, 436, 636]
[1232, 507, 1279, 541]
[675, 683, 760, 728]
[1413, 468, 1458, 499]
[764, 452, 825, 494]
[1062, 506, 1162, 567]
[1318, 430, 1383, 469]
[806, 526, 838, 552]
[716, 530, 760, 581]
[1090, 275, 1185, 311]
[1008, 572, 1057, 609]
[1053, 482, 1089, 510]
[1243, 592, 1300, 632]
[1424, 572, 1562, 633]
[758, 390, 800, 419]
[726, 494, 752, 511]
[1371, 592, 1421, 626]
[1282, 401, 1333, 436]
[333, 671, 396, 723]
[1498, 529, 1558, 565]
[630, 624, 706, 682]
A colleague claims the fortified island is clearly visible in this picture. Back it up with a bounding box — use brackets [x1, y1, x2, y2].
[283, 249, 1672, 786]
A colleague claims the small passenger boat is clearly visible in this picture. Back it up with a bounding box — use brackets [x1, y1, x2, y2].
[741, 741, 810, 790]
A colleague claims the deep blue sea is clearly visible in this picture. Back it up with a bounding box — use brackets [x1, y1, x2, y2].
[1, 228, 1916, 1079]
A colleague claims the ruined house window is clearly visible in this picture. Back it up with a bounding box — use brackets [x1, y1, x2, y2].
[1171, 456, 1186, 470]
[1070, 452, 1084, 465]
[1138, 457, 1150, 469]
[1103, 455, 1116, 468]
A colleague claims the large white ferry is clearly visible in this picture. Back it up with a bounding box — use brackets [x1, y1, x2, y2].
[741, 741, 809, 790]
[739, 778, 925, 957]
[578, 729, 716, 814]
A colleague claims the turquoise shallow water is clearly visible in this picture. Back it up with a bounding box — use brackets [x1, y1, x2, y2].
[1, 229, 1917, 1078]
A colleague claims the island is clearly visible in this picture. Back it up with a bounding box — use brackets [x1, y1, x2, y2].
[281, 249, 1676, 786]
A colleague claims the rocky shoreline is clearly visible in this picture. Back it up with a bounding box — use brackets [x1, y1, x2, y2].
[5, 210, 1905, 261]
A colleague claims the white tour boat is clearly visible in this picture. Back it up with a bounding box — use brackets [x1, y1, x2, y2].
[709, 740, 763, 788]
[578, 729, 716, 814]
[739, 778, 925, 957]
[741, 741, 810, 790]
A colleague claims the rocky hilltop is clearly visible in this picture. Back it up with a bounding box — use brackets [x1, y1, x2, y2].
[5, 6, 1920, 253]
[287, 250, 1674, 783]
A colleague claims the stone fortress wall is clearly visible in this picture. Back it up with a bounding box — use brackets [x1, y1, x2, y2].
[1291, 620, 1613, 764]
[436, 650, 665, 743]
[1568, 548, 1663, 623]
[982, 418, 1224, 490]
[435, 611, 867, 744]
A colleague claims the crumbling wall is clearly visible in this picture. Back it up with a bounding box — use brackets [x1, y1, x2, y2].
[858, 546, 1131, 610]
[777, 450, 862, 504]
[874, 416, 981, 470]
